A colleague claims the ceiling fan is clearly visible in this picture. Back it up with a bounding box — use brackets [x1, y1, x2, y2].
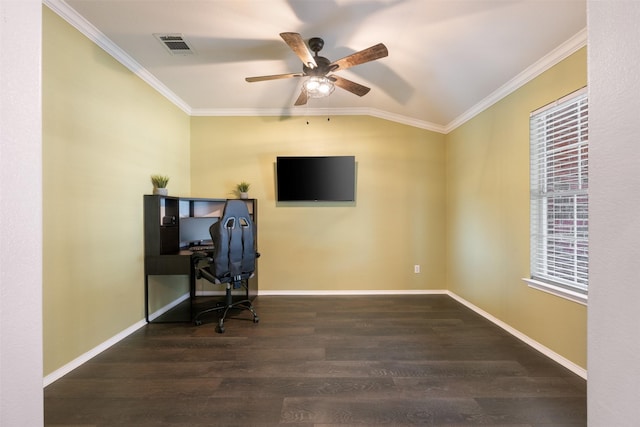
[245, 32, 388, 106]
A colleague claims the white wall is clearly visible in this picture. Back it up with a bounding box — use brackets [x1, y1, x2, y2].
[0, 1, 44, 425]
[587, 2, 640, 425]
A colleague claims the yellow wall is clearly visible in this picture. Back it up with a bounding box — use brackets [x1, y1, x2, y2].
[445, 48, 588, 368]
[190, 116, 446, 291]
[42, 7, 191, 375]
[42, 3, 588, 375]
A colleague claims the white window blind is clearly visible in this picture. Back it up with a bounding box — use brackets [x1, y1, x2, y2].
[529, 88, 588, 299]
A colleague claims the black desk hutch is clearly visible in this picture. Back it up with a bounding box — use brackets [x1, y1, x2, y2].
[143, 195, 258, 322]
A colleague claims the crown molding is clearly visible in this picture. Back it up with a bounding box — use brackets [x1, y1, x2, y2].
[42, 0, 453, 133]
[191, 106, 446, 133]
[43, 0, 192, 115]
[366, 109, 447, 133]
[445, 27, 587, 133]
[44, 0, 585, 135]
[190, 107, 356, 118]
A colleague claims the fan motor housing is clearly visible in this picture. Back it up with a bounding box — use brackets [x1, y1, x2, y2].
[304, 56, 331, 76]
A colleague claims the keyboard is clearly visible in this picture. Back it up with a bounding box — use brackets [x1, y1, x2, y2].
[190, 245, 214, 252]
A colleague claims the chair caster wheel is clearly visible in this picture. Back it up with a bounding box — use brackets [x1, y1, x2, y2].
[253, 316, 260, 323]
[216, 325, 225, 334]
[194, 319, 202, 326]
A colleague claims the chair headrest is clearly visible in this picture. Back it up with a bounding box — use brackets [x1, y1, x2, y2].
[222, 199, 250, 219]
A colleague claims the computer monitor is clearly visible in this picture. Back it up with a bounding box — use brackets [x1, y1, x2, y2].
[179, 217, 217, 247]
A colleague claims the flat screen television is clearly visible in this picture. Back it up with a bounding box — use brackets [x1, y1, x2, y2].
[276, 156, 356, 202]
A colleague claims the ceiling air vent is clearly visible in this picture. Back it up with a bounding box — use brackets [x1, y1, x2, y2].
[154, 33, 195, 55]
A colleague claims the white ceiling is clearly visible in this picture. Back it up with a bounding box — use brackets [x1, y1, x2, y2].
[48, 0, 586, 132]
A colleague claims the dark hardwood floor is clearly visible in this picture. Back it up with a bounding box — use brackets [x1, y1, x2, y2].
[44, 295, 586, 426]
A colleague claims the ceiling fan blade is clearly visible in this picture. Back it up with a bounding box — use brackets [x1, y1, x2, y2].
[245, 73, 303, 82]
[280, 32, 317, 68]
[329, 75, 371, 97]
[330, 43, 388, 71]
[294, 90, 308, 106]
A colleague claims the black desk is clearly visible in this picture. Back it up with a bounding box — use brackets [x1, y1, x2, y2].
[144, 249, 257, 323]
[143, 250, 194, 323]
[143, 195, 258, 323]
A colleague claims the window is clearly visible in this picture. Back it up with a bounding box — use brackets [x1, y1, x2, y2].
[526, 88, 588, 304]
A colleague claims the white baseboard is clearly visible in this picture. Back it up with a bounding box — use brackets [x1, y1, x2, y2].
[43, 289, 586, 387]
[43, 293, 190, 387]
[147, 292, 190, 321]
[258, 289, 448, 296]
[259, 289, 587, 379]
[445, 291, 587, 379]
[43, 319, 147, 387]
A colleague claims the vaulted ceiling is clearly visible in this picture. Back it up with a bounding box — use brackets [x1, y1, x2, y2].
[48, 0, 586, 132]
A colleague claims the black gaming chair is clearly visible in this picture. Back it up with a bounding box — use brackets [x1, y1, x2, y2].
[192, 199, 259, 333]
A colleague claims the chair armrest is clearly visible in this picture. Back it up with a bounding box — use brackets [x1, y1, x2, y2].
[191, 251, 212, 261]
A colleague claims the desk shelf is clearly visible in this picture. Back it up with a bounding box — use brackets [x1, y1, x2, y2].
[143, 195, 258, 323]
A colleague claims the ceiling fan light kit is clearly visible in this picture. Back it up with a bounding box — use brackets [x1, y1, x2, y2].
[304, 76, 335, 98]
[245, 32, 388, 106]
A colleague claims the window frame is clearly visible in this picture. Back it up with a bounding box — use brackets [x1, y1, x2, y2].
[524, 87, 588, 305]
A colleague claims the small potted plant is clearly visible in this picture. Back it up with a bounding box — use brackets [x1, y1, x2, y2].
[236, 181, 251, 199]
[151, 174, 170, 196]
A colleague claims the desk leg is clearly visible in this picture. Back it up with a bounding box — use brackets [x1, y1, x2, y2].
[144, 274, 150, 323]
[189, 258, 196, 322]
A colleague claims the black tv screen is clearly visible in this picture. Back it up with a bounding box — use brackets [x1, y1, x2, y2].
[276, 156, 356, 202]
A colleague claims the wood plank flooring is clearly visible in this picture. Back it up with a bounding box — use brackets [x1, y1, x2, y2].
[44, 295, 586, 426]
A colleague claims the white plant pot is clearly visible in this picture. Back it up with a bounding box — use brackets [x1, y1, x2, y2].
[240, 192, 248, 199]
[153, 187, 168, 196]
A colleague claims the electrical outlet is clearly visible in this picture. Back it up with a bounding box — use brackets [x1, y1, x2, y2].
[414, 264, 420, 274]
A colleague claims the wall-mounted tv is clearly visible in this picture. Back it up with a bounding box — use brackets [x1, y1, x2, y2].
[276, 156, 356, 202]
